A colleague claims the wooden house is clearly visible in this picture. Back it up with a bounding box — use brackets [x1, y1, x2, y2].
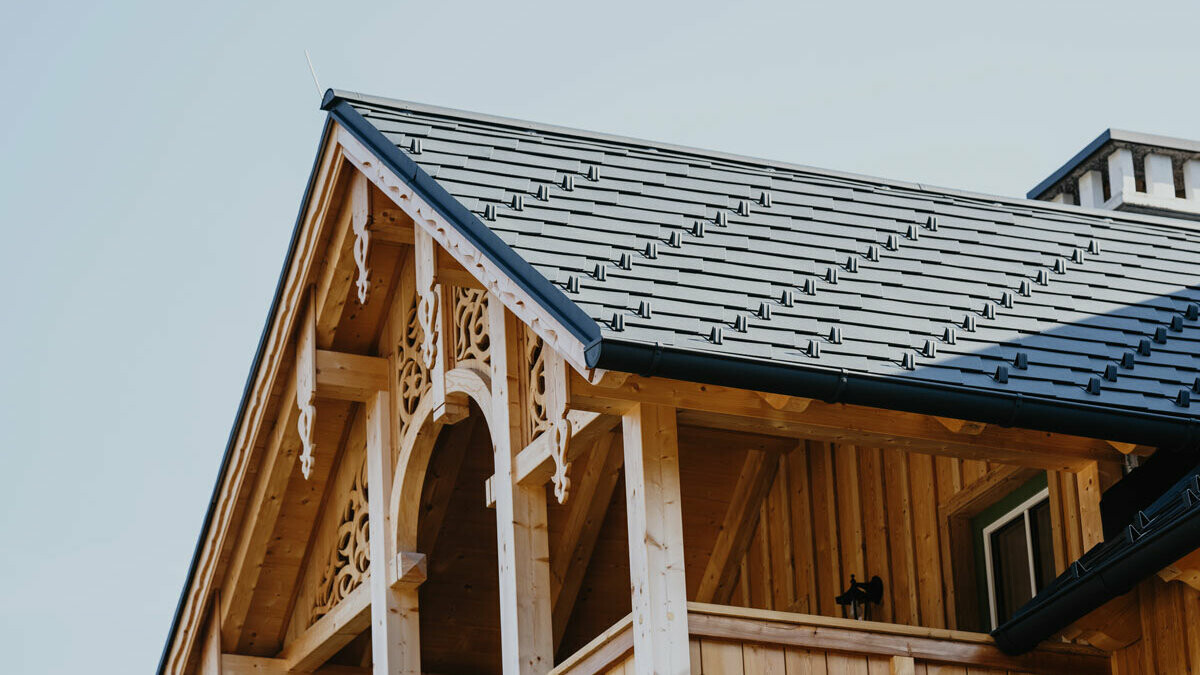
[159, 91, 1200, 675]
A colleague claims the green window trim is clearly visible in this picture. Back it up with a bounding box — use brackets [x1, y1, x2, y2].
[971, 472, 1049, 630]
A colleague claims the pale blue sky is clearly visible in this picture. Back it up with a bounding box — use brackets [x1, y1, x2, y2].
[0, 1, 1196, 672]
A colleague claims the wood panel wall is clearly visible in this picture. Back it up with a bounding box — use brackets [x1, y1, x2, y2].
[691, 441, 1094, 633]
[689, 639, 1035, 675]
[1111, 577, 1200, 674]
[720, 442, 979, 629]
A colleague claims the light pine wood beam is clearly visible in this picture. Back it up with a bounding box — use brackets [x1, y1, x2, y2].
[223, 654, 371, 674]
[315, 350, 389, 402]
[695, 448, 779, 604]
[279, 581, 371, 672]
[220, 372, 301, 651]
[550, 432, 624, 649]
[622, 403, 691, 675]
[489, 300, 554, 674]
[364, 391, 421, 675]
[572, 373, 1123, 471]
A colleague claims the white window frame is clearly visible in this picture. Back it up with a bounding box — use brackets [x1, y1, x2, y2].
[981, 487, 1050, 630]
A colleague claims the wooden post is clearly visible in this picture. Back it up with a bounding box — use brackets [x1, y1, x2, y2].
[622, 403, 691, 675]
[489, 299, 554, 675]
[1077, 461, 1105, 551]
[365, 391, 421, 675]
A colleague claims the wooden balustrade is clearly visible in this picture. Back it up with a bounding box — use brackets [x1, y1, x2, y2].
[550, 604, 1109, 675]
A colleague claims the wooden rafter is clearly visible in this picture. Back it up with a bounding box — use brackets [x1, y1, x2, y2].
[219, 372, 301, 651]
[695, 449, 780, 604]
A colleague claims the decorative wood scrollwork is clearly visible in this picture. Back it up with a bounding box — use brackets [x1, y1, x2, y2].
[310, 458, 370, 625]
[526, 331, 550, 441]
[397, 291, 430, 443]
[550, 411, 572, 504]
[353, 216, 370, 305]
[417, 282, 439, 371]
[297, 299, 317, 480]
[453, 287, 490, 368]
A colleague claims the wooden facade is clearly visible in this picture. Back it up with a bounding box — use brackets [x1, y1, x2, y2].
[161, 116, 1200, 675]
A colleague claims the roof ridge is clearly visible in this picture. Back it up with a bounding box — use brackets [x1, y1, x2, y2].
[322, 88, 1200, 234]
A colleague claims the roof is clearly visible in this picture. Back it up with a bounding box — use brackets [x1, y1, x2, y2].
[324, 90, 1200, 446]
[1028, 128, 1200, 200]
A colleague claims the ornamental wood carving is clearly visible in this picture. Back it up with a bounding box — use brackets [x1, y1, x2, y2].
[525, 330, 550, 442]
[453, 287, 490, 369]
[417, 281, 439, 371]
[296, 296, 317, 479]
[397, 288, 431, 443]
[352, 212, 370, 305]
[310, 457, 370, 625]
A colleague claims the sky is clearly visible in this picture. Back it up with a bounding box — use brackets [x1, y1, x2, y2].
[0, 1, 1196, 672]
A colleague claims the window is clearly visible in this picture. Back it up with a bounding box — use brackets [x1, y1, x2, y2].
[973, 475, 1056, 630]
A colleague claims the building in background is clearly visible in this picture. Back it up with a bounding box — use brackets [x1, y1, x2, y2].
[159, 91, 1200, 675]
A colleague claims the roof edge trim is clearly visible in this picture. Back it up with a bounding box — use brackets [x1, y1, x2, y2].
[322, 92, 601, 349]
[157, 118, 338, 675]
[594, 338, 1200, 449]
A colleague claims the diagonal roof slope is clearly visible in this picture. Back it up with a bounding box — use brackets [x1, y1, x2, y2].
[324, 90, 1200, 447]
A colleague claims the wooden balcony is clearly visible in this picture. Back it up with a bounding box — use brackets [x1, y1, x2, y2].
[552, 603, 1108, 675]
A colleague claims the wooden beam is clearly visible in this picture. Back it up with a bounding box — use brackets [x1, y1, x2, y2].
[695, 449, 779, 604]
[201, 598, 222, 675]
[482, 411, 620, 507]
[934, 416, 986, 435]
[622, 403, 691, 675]
[1159, 549, 1200, 592]
[551, 432, 624, 649]
[278, 581, 371, 672]
[572, 374, 1124, 471]
[220, 373, 301, 650]
[489, 300, 554, 674]
[364, 391, 420, 674]
[223, 654, 370, 674]
[314, 350, 389, 402]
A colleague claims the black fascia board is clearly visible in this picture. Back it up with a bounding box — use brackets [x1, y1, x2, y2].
[321, 90, 601, 351]
[157, 117, 337, 675]
[593, 339, 1200, 449]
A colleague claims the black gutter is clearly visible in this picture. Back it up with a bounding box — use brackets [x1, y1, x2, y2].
[991, 465, 1200, 655]
[156, 119, 335, 675]
[594, 339, 1200, 449]
[321, 90, 601, 351]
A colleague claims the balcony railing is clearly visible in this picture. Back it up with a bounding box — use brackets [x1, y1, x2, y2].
[551, 603, 1109, 675]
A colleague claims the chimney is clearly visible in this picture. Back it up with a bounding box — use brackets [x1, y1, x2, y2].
[1028, 130, 1200, 221]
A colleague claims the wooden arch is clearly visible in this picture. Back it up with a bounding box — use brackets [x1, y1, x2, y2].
[389, 365, 494, 552]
